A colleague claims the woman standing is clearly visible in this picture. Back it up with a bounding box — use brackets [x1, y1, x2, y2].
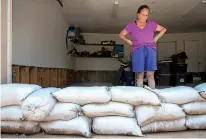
[119, 5, 167, 89]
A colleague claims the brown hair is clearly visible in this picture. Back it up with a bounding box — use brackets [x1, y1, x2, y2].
[137, 5, 150, 13]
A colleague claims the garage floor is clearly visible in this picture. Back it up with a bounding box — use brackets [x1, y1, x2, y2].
[2, 130, 206, 138]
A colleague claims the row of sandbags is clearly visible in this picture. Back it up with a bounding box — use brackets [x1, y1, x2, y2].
[1, 83, 206, 137]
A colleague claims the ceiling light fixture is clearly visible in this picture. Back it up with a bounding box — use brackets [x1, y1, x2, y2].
[202, 0, 206, 4]
[114, 0, 119, 5]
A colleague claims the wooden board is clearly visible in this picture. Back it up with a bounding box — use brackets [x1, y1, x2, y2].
[74, 70, 115, 83]
[49, 68, 58, 87]
[62, 69, 68, 87]
[19, 66, 29, 84]
[57, 69, 64, 88]
[29, 67, 38, 84]
[12, 65, 19, 83]
[37, 67, 49, 87]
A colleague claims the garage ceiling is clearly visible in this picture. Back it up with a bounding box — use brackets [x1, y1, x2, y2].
[61, 0, 206, 34]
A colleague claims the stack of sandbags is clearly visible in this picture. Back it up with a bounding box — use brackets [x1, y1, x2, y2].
[135, 103, 186, 133]
[145, 86, 205, 132]
[40, 102, 90, 137]
[21, 87, 61, 121]
[83, 102, 143, 136]
[41, 86, 111, 137]
[90, 86, 161, 136]
[182, 101, 206, 129]
[194, 83, 206, 99]
[0, 83, 42, 134]
[181, 83, 206, 130]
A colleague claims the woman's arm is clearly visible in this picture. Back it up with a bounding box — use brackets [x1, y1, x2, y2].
[119, 29, 132, 45]
[154, 25, 167, 43]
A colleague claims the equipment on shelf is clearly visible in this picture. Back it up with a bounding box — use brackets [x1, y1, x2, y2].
[101, 40, 116, 46]
[66, 25, 85, 51]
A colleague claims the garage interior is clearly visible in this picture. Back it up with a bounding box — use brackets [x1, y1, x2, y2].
[2, 0, 205, 88]
[1, 0, 206, 138]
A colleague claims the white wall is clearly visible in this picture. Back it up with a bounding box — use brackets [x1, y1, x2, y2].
[1, 0, 8, 83]
[12, 0, 72, 68]
[75, 32, 206, 72]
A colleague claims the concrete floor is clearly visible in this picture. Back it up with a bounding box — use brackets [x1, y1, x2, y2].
[1, 130, 206, 138]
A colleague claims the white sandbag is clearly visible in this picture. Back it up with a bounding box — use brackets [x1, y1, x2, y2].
[200, 92, 206, 99]
[52, 86, 111, 105]
[40, 116, 92, 137]
[0, 83, 41, 107]
[21, 87, 60, 121]
[82, 102, 135, 118]
[186, 115, 206, 129]
[194, 83, 206, 99]
[153, 86, 204, 104]
[92, 116, 143, 136]
[135, 103, 186, 126]
[1, 106, 25, 121]
[181, 101, 206, 115]
[110, 86, 160, 106]
[141, 118, 187, 133]
[43, 102, 81, 121]
[1, 121, 40, 134]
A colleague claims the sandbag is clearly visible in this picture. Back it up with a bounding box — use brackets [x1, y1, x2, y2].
[141, 118, 187, 133]
[1, 106, 25, 121]
[52, 86, 111, 105]
[43, 102, 82, 121]
[186, 115, 206, 129]
[194, 83, 206, 99]
[135, 103, 185, 126]
[82, 102, 134, 118]
[153, 86, 204, 104]
[21, 87, 60, 121]
[200, 92, 206, 99]
[181, 101, 206, 115]
[1, 121, 40, 134]
[92, 116, 143, 136]
[0, 83, 41, 107]
[40, 116, 92, 137]
[110, 86, 160, 106]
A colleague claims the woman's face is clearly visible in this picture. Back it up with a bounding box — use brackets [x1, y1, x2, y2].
[137, 8, 149, 23]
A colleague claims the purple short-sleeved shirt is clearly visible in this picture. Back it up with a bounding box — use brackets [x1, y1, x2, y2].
[125, 19, 158, 52]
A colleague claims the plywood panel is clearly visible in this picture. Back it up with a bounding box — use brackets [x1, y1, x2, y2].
[29, 67, 38, 84]
[49, 68, 58, 87]
[12, 65, 19, 83]
[62, 69, 68, 87]
[37, 68, 49, 87]
[19, 66, 29, 84]
[57, 69, 64, 87]
[74, 70, 115, 83]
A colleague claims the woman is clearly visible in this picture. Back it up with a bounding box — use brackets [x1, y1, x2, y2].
[119, 5, 166, 89]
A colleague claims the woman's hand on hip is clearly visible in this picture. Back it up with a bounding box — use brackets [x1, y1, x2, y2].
[126, 40, 133, 46]
[154, 37, 158, 43]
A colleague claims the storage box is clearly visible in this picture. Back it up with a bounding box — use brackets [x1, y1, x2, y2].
[158, 74, 175, 86]
[158, 61, 174, 74]
[175, 74, 187, 85]
[174, 64, 187, 74]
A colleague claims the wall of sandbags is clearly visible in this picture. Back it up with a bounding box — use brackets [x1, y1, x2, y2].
[1, 83, 206, 137]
